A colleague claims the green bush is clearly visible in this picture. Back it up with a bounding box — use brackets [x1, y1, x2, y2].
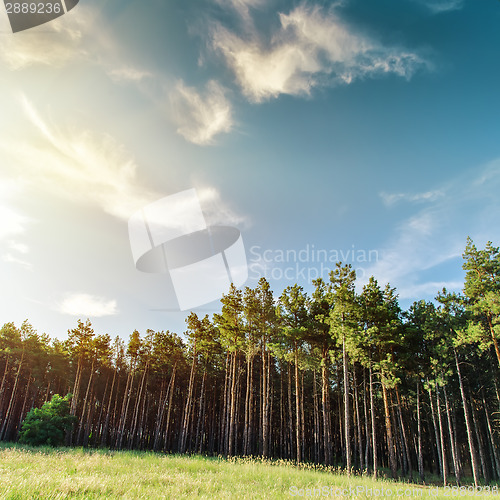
[18, 394, 77, 446]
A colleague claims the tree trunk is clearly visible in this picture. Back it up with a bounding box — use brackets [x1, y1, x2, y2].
[294, 345, 301, 463]
[454, 346, 480, 488]
[163, 364, 177, 452]
[0, 348, 24, 441]
[321, 356, 333, 465]
[482, 390, 500, 480]
[416, 380, 425, 483]
[369, 364, 377, 479]
[443, 382, 460, 485]
[428, 384, 443, 479]
[180, 348, 197, 454]
[470, 395, 489, 483]
[363, 370, 370, 472]
[396, 387, 412, 480]
[343, 336, 351, 474]
[287, 363, 294, 460]
[382, 382, 397, 479]
[354, 369, 363, 471]
[436, 384, 448, 485]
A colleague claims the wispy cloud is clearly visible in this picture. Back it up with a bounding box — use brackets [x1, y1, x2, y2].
[2, 253, 32, 271]
[413, 0, 465, 14]
[0, 8, 89, 69]
[380, 189, 445, 206]
[210, 4, 427, 102]
[0, 204, 30, 240]
[196, 185, 248, 228]
[362, 158, 500, 301]
[0, 181, 32, 240]
[56, 293, 118, 317]
[107, 66, 154, 83]
[213, 0, 265, 24]
[0, 6, 153, 89]
[170, 80, 233, 145]
[0, 96, 159, 220]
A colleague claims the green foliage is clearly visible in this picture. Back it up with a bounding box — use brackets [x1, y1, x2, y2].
[18, 394, 77, 447]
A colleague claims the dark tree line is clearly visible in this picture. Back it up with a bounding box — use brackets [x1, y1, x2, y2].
[1, 238, 500, 486]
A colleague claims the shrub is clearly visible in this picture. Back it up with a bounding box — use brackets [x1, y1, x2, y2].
[18, 394, 77, 446]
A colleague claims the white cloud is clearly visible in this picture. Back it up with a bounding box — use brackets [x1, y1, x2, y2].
[170, 80, 233, 145]
[213, 0, 265, 24]
[56, 293, 118, 317]
[380, 190, 445, 206]
[0, 7, 89, 69]
[0, 5, 152, 92]
[0, 181, 32, 240]
[8, 241, 29, 254]
[2, 253, 32, 270]
[196, 185, 248, 227]
[0, 204, 29, 240]
[361, 158, 500, 302]
[0, 96, 159, 220]
[211, 5, 427, 102]
[107, 66, 154, 83]
[413, 0, 465, 14]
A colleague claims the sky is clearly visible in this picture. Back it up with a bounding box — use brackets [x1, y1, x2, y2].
[0, 0, 499, 341]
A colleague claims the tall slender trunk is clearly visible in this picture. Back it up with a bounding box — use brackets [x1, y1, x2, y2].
[482, 390, 500, 480]
[195, 368, 207, 453]
[17, 372, 31, 433]
[287, 363, 294, 460]
[428, 384, 443, 478]
[396, 387, 412, 480]
[354, 369, 363, 471]
[443, 382, 460, 485]
[153, 362, 176, 451]
[363, 370, 370, 471]
[343, 336, 351, 474]
[416, 380, 425, 483]
[369, 364, 377, 478]
[313, 369, 320, 464]
[180, 347, 197, 454]
[78, 359, 95, 445]
[454, 346, 480, 488]
[228, 351, 238, 457]
[70, 357, 83, 417]
[117, 366, 135, 449]
[163, 364, 177, 452]
[130, 360, 149, 449]
[321, 356, 332, 465]
[382, 382, 397, 479]
[243, 354, 253, 455]
[221, 352, 230, 455]
[436, 384, 448, 485]
[262, 344, 270, 457]
[470, 395, 489, 483]
[101, 368, 117, 447]
[0, 348, 24, 441]
[0, 355, 10, 417]
[294, 345, 301, 463]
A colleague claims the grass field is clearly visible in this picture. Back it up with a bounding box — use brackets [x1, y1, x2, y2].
[0, 443, 493, 499]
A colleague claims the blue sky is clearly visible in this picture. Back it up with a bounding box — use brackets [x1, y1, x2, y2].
[0, 0, 499, 339]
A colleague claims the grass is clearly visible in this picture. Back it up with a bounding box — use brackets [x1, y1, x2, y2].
[0, 443, 494, 499]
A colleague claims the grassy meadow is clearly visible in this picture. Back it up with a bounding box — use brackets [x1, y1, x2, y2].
[0, 443, 492, 499]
